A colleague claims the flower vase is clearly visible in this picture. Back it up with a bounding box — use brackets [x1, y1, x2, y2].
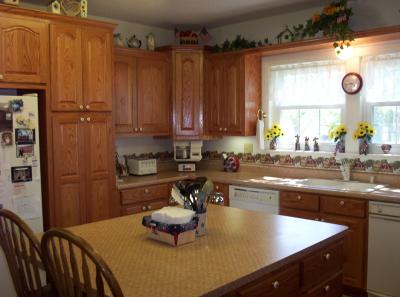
[334, 136, 345, 156]
[359, 138, 369, 155]
[269, 138, 277, 150]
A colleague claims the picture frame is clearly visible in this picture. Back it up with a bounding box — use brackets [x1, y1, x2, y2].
[16, 144, 34, 158]
[1, 131, 13, 146]
[15, 128, 35, 144]
[11, 166, 32, 183]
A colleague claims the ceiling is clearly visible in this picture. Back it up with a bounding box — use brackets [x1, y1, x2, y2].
[25, 0, 329, 29]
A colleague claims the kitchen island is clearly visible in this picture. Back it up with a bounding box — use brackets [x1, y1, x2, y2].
[67, 205, 347, 297]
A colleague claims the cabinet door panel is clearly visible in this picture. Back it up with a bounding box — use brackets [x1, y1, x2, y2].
[50, 24, 83, 111]
[205, 57, 224, 134]
[224, 56, 242, 135]
[114, 55, 136, 133]
[85, 114, 115, 222]
[137, 56, 169, 135]
[52, 114, 86, 227]
[321, 215, 366, 289]
[174, 51, 202, 138]
[0, 16, 49, 83]
[83, 28, 112, 111]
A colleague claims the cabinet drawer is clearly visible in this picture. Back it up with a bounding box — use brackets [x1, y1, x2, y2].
[237, 263, 299, 297]
[280, 192, 319, 212]
[121, 184, 169, 205]
[302, 242, 343, 289]
[303, 273, 342, 297]
[321, 196, 366, 218]
[280, 208, 321, 221]
[121, 198, 168, 215]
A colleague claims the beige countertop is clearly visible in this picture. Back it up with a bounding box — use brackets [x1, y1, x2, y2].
[68, 205, 347, 297]
[117, 170, 400, 204]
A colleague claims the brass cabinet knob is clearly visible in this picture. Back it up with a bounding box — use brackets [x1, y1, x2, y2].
[315, 218, 319, 221]
[79, 105, 84, 110]
[80, 117, 85, 122]
[324, 285, 330, 292]
[86, 105, 90, 110]
[324, 253, 331, 261]
[219, 127, 223, 131]
[223, 128, 227, 132]
[297, 195, 302, 200]
[86, 117, 91, 122]
[0, 74, 3, 79]
[144, 189, 149, 194]
[272, 281, 280, 289]
[147, 205, 152, 210]
[139, 127, 143, 132]
[134, 128, 138, 132]
[215, 185, 219, 190]
[340, 200, 345, 206]
[141, 206, 147, 211]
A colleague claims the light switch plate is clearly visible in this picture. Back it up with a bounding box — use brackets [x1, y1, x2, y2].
[244, 143, 253, 154]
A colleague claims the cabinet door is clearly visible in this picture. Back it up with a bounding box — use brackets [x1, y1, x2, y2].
[50, 24, 83, 111]
[0, 16, 49, 83]
[114, 55, 136, 133]
[85, 114, 116, 222]
[52, 114, 86, 227]
[224, 56, 242, 135]
[321, 215, 366, 289]
[174, 51, 202, 138]
[137, 56, 170, 135]
[205, 57, 225, 135]
[82, 28, 112, 111]
[214, 182, 230, 206]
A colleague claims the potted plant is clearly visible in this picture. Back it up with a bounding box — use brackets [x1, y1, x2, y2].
[329, 123, 347, 155]
[265, 124, 284, 150]
[353, 122, 375, 155]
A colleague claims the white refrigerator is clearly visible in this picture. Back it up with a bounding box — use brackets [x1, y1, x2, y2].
[0, 94, 43, 297]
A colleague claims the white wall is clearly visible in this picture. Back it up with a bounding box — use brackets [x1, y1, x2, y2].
[209, 0, 400, 44]
[115, 137, 173, 156]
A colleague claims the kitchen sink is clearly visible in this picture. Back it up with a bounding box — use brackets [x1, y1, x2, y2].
[286, 178, 385, 193]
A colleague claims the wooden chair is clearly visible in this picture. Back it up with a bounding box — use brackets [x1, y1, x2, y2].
[0, 209, 54, 297]
[41, 228, 124, 297]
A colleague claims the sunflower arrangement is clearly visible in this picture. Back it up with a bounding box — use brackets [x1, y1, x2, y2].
[329, 123, 347, 142]
[265, 124, 284, 150]
[353, 122, 376, 141]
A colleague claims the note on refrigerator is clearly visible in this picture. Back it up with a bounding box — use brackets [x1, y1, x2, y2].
[12, 195, 41, 220]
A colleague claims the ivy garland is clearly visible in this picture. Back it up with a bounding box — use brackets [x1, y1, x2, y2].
[212, 0, 354, 53]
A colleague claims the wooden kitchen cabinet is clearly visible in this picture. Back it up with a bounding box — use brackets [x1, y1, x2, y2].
[52, 113, 116, 227]
[51, 23, 112, 111]
[113, 48, 170, 136]
[0, 15, 49, 83]
[214, 182, 230, 206]
[204, 53, 261, 137]
[280, 191, 367, 292]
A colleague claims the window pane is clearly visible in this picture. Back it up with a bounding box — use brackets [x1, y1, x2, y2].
[398, 106, 400, 144]
[372, 106, 397, 144]
[320, 109, 341, 142]
[300, 109, 319, 139]
[279, 109, 299, 143]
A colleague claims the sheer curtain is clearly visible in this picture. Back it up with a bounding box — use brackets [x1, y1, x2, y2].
[269, 60, 346, 108]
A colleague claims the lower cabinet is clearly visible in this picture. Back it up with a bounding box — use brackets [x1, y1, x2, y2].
[279, 191, 367, 292]
[214, 182, 230, 206]
[224, 239, 344, 297]
[120, 183, 170, 215]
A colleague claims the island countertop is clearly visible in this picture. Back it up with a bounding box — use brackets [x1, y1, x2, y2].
[67, 205, 347, 297]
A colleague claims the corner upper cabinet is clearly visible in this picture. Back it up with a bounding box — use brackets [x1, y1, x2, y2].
[113, 48, 170, 136]
[0, 15, 49, 83]
[172, 49, 203, 139]
[50, 23, 112, 111]
[204, 53, 260, 137]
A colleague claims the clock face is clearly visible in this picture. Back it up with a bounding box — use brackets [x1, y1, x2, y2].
[342, 72, 363, 95]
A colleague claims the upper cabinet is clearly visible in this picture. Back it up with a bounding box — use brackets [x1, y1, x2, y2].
[172, 50, 203, 139]
[113, 48, 170, 136]
[204, 53, 261, 137]
[51, 23, 112, 112]
[0, 16, 49, 84]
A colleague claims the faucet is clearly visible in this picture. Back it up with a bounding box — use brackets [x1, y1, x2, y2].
[339, 160, 351, 181]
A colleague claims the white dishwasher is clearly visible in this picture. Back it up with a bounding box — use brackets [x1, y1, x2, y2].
[229, 185, 279, 214]
[368, 201, 400, 297]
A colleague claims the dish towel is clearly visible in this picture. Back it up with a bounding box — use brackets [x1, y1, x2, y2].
[257, 119, 265, 150]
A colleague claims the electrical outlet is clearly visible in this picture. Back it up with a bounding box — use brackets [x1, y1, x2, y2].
[244, 143, 253, 154]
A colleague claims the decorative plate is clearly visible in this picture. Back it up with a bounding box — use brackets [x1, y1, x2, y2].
[60, 0, 81, 16]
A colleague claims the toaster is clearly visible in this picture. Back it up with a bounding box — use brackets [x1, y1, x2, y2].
[127, 159, 157, 175]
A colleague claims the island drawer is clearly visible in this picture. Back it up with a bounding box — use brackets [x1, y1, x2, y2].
[301, 241, 343, 289]
[121, 198, 168, 215]
[280, 191, 319, 212]
[303, 272, 342, 297]
[121, 184, 169, 205]
[236, 263, 299, 297]
[321, 196, 366, 218]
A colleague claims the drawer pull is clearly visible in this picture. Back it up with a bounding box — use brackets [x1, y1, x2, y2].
[339, 200, 345, 206]
[134, 128, 138, 132]
[86, 117, 91, 122]
[144, 189, 149, 194]
[320, 218, 325, 222]
[297, 195, 302, 200]
[315, 218, 319, 221]
[324, 285, 330, 292]
[224, 128, 227, 132]
[79, 105, 84, 110]
[147, 205, 152, 210]
[219, 127, 223, 131]
[0, 74, 3, 79]
[324, 253, 331, 261]
[272, 281, 280, 289]
[86, 105, 90, 110]
[215, 185, 219, 190]
[141, 206, 147, 211]
[80, 117, 85, 122]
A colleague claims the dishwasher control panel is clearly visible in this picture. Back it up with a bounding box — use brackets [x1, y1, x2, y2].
[369, 201, 400, 217]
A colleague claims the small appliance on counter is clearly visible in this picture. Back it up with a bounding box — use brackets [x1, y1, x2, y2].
[174, 140, 202, 172]
[127, 158, 157, 176]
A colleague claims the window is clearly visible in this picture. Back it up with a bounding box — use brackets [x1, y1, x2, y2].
[269, 60, 346, 145]
[361, 52, 400, 145]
